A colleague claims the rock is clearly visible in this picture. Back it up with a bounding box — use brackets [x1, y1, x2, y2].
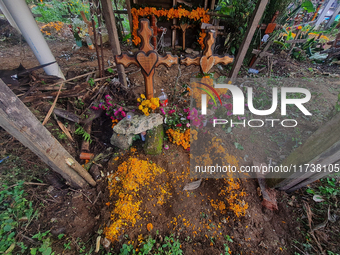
[89, 164, 101, 180]
[185, 48, 193, 54]
[144, 124, 164, 155]
[192, 50, 199, 55]
[110, 132, 134, 150]
[113, 113, 163, 135]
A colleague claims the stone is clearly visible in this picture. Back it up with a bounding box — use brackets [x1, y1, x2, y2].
[192, 50, 200, 55]
[110, 132, 134, 150]
[144, 124, 164, 155]
[113, 113, 163, 135]
[185, 48, 193, 54]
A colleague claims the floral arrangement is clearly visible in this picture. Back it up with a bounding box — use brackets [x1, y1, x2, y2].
[92, 95, 127, 120]
[131, 6, 210, 48]
[137, 94, 160, 116]
[68, 18, 88, 41]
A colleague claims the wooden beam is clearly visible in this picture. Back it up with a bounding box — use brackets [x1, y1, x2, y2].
[0, 79, 96, 189]
[266, 112, 340, 189]
[315, 0, 336, 29]
[125, 0, 133, 33]
[229, 0, 269, 80]
[101, 0, 128, 87]
[325, 3, 340, 29]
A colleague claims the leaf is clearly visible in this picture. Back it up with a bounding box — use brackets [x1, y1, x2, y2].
[230, 46, 235, 55]
[234, 142, 244, 150]
[301, 0, 315, 13]
[313, 194, 324, 202]
[30, 248, 37, 255]
[183, 179, 202, 191]
[3, 224, 12, 232]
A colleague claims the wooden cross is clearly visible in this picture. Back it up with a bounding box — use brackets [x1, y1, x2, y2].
[114, 19, 178, 99]
[171, 23, 195, 50]
[150, 14, 166, 50]
[181, 31, 233, 73]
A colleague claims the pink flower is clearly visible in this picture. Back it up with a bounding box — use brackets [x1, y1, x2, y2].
[186, 123, 190, 127]
[238, 116, 245, 120]
[160, 108, 166, 115]
[225, 103, 232, 110]
[208, 101, 214, 105]
[176, 123, 182, 127]
[183, 108, 190, 113]
[121, 111, 126, 117]
[227, 111, 232, 116]
[168, 109, 176, 115]
[164, 145, 169, 150]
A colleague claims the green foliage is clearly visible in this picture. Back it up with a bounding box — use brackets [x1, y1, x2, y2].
[31, 0, 90, 23]
[75, 125, 92, 143]
[216, 0, 256, 56]
[301, 0, 315, 13]
[31, 231, 54, 255]
[119, 233, 183, 255]
[88, 78, 95, 87]
[0, 181, 38, 254]
[335, 93, 340, 112]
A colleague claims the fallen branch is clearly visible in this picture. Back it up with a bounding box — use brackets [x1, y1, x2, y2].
[42, 82, 64, 126]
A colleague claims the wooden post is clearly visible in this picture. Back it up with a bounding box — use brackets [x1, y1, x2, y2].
[0, 79, 96, 189]
[172, 0, 177, 49]
[101, 0, 128, 87]
[210, 0, 216, 10]
[325, 3, 340, 29]
[266, 112, 340, 192]
[229, 0, 269, 81]
[315, 0, 336, 29]
[126, 0, 133, 33]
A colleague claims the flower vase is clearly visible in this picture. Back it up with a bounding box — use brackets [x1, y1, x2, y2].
[75, 39, 82, 47]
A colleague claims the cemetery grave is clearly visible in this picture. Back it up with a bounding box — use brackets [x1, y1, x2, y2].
[1, 0, 340, 254]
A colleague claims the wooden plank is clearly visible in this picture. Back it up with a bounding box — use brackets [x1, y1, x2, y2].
[266, 112, 340, 188]
[0, 79, 96, 188]
[229, 0, 269, 80]
[125, 0, 133, 33]
[277, 139, 340, 192]
[325, 3, 340, 29]
[315, 0, 336, 29]
[101, 0, 127, 87]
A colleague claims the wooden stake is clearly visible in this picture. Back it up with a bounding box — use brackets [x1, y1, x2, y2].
[101, 0, 127, 87]
[229, 0, 269, 80]
[126, 0, 133, 33]
[0, 79, 95, 188]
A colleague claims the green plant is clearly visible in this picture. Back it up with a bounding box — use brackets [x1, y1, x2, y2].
[335, 93, 340, 112]
[88, 78, 95, 87]
[75, 125, 92, 143]
[0, 181, 38, 254]
[31, 231, 54, 255]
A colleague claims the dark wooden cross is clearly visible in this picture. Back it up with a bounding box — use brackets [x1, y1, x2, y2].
[181, 31, 233, 73]
[171, 23, 195, 50]
[115, 19, 178, 99]
[150, 14, 166, 50]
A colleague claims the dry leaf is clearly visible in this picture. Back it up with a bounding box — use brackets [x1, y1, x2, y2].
[183, 179, 202, 191]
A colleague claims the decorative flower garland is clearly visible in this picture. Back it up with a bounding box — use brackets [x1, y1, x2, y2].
[131, 6, 210, 48]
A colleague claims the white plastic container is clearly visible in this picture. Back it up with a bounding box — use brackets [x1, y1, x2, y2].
[158, 89, 168, 107]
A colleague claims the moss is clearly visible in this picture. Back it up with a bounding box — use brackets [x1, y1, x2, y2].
[144, 125, 164, 155]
